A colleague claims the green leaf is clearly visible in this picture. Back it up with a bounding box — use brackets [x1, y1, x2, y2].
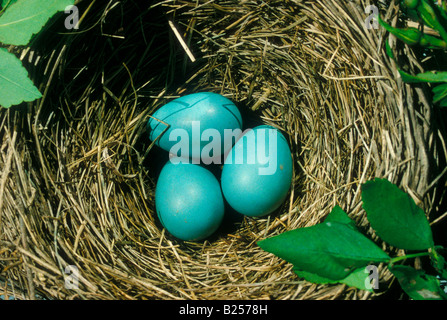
[294, 266, 378, 292]
[432, 83, 447, 105]
[419, 33, 447, 49]
[389, 265, 447, 300]
[398, 72, 447, 106]
[257, 220, 390, 281]
[0, 0, 74, 46]
[340, 266, 377, 292]
[290, 206, 380, 291]
[402, 6, 422, 22]
[438, 96, 447, 107]
[324, 205, 357, 229]
[361, 178, 434, 251]
[398, 70, 447, 83]
[431, 247, 447, 280]
[379, 14, 446, 49]
[438, 0, 447, 22]
[0, 48, 41, 108]
[416, 0, 440, 30]
[385, 39, 396, 60]
[1, 0, 18, 10]
[379, 15, 422, 46]
[416, 0, 447, 42]
[293, 268, 338, 285]
[433, 82, 447, 95]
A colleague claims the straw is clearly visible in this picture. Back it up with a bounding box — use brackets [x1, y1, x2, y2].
[0, 0, 445, 300]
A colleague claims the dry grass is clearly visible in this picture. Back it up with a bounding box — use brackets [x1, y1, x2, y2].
[0, 0, 446, 300]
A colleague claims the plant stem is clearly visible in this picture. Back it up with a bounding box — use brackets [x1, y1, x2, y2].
[389, 251, 431, 266]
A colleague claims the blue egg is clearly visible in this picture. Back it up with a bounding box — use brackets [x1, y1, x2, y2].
[221, 125, 293, 217]
[155, 161, 225, 241]
[147, 92, 243, 162]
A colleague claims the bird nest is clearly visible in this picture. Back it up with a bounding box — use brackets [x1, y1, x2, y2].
[1, 0, 446, 300]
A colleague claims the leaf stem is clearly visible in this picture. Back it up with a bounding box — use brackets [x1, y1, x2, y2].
[389, 251, 430, 266]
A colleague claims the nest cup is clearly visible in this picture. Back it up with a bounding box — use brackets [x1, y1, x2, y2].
[1, 0, 446, 300]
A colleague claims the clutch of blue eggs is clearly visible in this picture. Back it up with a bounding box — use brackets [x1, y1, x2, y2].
[147, 92, 293, 241]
